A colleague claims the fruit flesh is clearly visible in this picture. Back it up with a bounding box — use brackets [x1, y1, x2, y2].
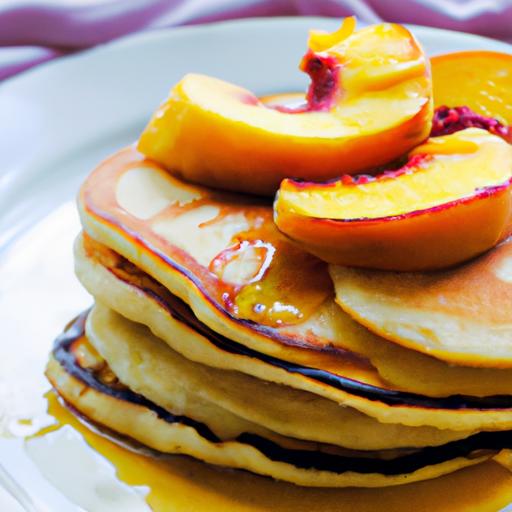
[431, 51, 512, 126]
[274, 128, 512, 271]
[138, 19, 432, 195]
[277, 129, 512, 221]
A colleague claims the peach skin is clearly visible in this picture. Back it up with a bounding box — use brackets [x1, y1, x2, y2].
[274, 128, 512, 271]
[138, 18, 433, 196]
[431, 51, 512, 127]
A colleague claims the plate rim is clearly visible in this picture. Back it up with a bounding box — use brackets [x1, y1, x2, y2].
[1, 15, 511, 92]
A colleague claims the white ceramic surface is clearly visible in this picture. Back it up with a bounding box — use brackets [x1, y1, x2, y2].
[0, 17, 511, 512]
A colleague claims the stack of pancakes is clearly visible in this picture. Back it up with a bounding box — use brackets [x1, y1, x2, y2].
[46, 147, 512, 488]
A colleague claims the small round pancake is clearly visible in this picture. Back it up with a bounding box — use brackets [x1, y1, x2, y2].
[74, 235, 512, 431]
[45, 334, 500, 488]
[330, 239, 512, 368]
[87, 304, 473, 450]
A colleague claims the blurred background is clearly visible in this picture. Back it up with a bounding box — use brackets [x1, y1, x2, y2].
[0, 0, 511, 80]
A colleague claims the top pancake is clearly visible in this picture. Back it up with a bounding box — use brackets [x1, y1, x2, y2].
[78, 233, 512, 400]
[80, 147, 512, 369]
[330, 240, 512, 368]
[79, 147, 377, 368]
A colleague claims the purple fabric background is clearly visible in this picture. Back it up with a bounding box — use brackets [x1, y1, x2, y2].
[1, 0, 511, 81]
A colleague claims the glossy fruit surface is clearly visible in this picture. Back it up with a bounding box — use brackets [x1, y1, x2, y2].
[275, 128, 512, 271]
[138, 18, 432, 196]
[431, 51, 512, 126]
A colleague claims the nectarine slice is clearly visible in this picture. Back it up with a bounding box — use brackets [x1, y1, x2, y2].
[138, 18, 432, 196]
[431, 51, 512, 126]
[274, 128, 512, 271]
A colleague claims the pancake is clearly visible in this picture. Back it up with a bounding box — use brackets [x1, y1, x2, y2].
[79, 148, 389, 375]
[45, 314, 508, 488]
[87, 303, 473, 450]
[74, 233, 512, 431]
[78, 149, 512, 391]
[77, 231, 512, 398]
[86, 307, 285, 445]
[329, 241, 512, 368]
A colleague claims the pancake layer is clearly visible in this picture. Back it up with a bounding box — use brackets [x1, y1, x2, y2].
[46, 312, 509, 488]
[78, 148, 512, 367]
[79, 233, 512, 397]
[78, 148, 419, 374]
[87, 303, 473, 450]
[74, 234, 512, 431]
[329, 245, 512, 367]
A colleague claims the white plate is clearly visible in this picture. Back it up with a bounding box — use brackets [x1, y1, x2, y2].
[0, 17, 511, 512]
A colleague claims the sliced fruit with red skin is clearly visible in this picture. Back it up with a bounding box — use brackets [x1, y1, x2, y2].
[431, 51, 512, 126]
[274, 128, 512, 271]
[138, 18, 432, 196]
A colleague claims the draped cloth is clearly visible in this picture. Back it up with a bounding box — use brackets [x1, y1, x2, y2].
[1, 0, 511, 80]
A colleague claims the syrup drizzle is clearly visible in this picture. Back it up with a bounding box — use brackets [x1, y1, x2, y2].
[210, 233, 331, 328]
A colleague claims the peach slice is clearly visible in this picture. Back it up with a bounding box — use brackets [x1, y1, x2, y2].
[274, 128, 512, 271]
[431, 51, 512, 126]
[138, 18, 432, 196]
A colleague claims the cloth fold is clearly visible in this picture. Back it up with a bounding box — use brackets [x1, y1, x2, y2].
[0, 0, 510, 81]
